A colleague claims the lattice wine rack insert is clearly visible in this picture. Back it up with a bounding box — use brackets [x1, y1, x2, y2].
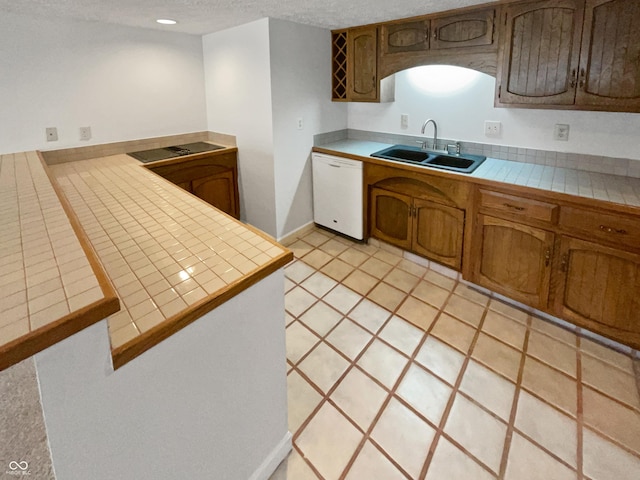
[332, 31, 348, 100]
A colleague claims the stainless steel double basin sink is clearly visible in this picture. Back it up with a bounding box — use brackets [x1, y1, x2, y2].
[371, 145, 486, 174]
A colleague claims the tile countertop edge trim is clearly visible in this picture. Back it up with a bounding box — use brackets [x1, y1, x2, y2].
[312, 146, 640, 217]
[111, 249, 293, 370]
[0, 154, 121, 372]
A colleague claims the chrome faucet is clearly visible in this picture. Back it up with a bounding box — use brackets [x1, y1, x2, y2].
[420, 119, 438, 151]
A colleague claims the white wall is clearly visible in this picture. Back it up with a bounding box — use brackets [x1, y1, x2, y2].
[269, 19, 348, 239]
[348, 68, 640, 161]
[203, 18, 348, 239]
[36, 271, 290, 480]
[202, 19, 277, 236]
[0, 12, 208, 155]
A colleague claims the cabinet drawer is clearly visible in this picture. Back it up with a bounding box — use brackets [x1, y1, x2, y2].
[559, 206, 640, 249]
[479, 190, 558, 223]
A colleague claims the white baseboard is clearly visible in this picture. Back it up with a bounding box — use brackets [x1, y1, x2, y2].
[278, 221, 315, 245]
[248, 431, 293, 480]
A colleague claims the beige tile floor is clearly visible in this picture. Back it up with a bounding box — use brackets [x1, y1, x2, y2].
[271, 227, 640, 480]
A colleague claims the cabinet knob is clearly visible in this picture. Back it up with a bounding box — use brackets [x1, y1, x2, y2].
[579, 68, 586, 89]
[570, 69, 577, 88]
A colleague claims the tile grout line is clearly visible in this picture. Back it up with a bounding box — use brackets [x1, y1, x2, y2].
[576, 335, 584, 480]
[297, 238, 466, 479]
[336, 256, 437, 480]
[418, 298, 495, 480]
[497, 317, 532, 479]
[290, 301, 408, 477]
[338, 302, 441, 480]
[286, 235, 422, 478]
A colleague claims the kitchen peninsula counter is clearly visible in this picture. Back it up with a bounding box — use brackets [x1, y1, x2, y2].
[314, 140, 640, 212]
[50, 149, 292, 368]
[0, 151, 119, 371]
[1, 146, 292, 370]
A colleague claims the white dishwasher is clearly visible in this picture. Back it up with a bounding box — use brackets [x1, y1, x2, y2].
[312, 153, 363, 240]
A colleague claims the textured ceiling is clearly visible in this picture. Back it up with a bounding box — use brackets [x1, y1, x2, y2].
[0, 0, 489, 35]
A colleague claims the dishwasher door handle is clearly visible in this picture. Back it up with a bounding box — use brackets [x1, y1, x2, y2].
[329, 163, 341, 168]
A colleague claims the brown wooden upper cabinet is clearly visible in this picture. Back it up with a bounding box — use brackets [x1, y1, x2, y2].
[349, 26, 378, 101]
[576, 0, 640, 110]
[382, 9, 496, 55]
[497, 0, 640, 111]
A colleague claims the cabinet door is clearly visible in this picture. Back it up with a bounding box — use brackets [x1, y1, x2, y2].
[498, 0, 583, 105]
[382, 20, 429, 54]
[413, 200, 464, 270]
[370, 187, 412, 250]
[192, 170, 239, 218]
[348, 26, 379, 101]
[473, 215, 554, 308]
[553, 237, 640, 348]
[575, 0, 640, 111]
[431, 8, 495, 50]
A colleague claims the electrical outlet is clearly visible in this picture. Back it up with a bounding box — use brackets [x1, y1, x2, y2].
[79, 126, 92, 141]
[484, 121, 501, 137]
[553, 124, 569, 141]
[46, 127, 58, 142]
[297, 118, 303, 130]
[400, 114, 409, 129]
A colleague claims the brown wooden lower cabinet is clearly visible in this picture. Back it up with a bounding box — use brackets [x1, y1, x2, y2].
[469, 199, 640, 349]
[471, 215, 553, 309]
[192, 170, 238, 218]
[552, 236, 640, 348]
[413, 199, 465, 270]
[146, 151, 240, 219]
[370, 188, 412, 250]
[363, 163, 640, 349]
[370, 187, 465, 270]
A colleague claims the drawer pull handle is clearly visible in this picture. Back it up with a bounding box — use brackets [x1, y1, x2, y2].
[599, 225, 627, 235]
[544, 248, 551, 267]
[503, 203, 525, 211]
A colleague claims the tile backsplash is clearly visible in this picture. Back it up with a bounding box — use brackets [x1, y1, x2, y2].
[314, 129, 640, 179]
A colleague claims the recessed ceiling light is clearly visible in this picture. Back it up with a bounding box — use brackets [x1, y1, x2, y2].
[156, 19, 177, 25]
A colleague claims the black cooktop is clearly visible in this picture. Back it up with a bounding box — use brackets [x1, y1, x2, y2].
[128, 142, 225, 163]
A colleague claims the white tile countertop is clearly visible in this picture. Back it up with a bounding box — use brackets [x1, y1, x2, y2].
[0, 151, 118, 370]
[1, 145, 291, 371]
[315, 140, 640, 209]
[50, 152, 291, 367]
